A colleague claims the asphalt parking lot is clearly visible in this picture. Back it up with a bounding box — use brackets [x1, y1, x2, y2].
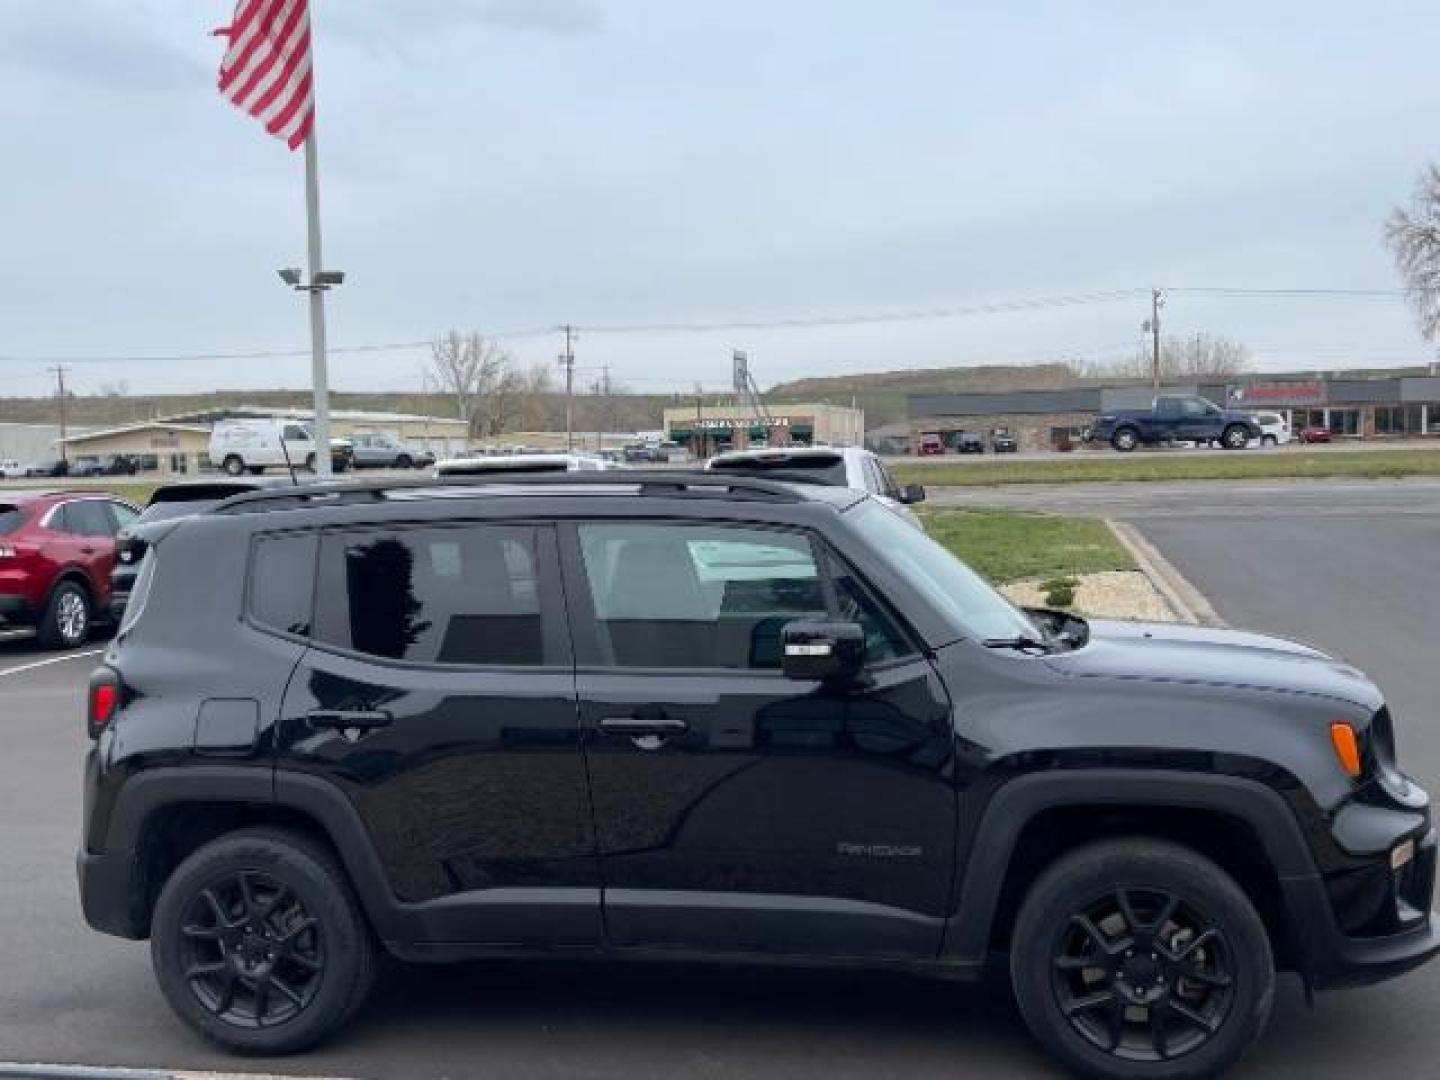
[1, 485, 1438, 1078]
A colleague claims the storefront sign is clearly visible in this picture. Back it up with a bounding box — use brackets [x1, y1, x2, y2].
[685, 416, 798, 432]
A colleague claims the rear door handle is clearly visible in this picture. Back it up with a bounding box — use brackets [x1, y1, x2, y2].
[600, 714, 689, 738]
[306, 709, 393, 731]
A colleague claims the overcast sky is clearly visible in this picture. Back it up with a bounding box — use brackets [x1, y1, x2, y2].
[2, 0, 1438, 398]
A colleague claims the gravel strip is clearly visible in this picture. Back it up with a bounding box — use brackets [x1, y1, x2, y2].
[1001, 570, 1181, 623]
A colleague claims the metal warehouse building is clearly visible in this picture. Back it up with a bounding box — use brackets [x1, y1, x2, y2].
[58, 406, 470, 476]
[908, 374, 1440, 452]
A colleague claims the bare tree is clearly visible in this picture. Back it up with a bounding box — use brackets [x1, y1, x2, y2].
[1067, 333, 1252, 381]
[428, 331, 511, 435]
[1385, 163, 1440, 348]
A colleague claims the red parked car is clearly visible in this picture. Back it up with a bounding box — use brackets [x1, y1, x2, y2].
[0, 491, 140, 648]
[917, 433, 946, 455]
[1298, 425, 1333, 444]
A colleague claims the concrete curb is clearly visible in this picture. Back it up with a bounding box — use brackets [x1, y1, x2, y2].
[1106, 520, 1226, 627]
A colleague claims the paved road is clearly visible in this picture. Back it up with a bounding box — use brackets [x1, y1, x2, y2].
[930, 476, 1440, 518]
[3, 486, 1439, 1077]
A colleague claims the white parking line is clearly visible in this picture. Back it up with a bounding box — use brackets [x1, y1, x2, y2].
[0, 1065, 355, 1080]
[0, 649, 104, 679]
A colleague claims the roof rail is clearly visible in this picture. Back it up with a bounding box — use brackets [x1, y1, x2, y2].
[212, 469, 810, 514]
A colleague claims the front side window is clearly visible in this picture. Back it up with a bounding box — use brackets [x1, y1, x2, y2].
[578, 523, 826, 669]
[1180, 398, 1208, 418]
[316, 524, 545, 666]
[282, 425, 309, 442]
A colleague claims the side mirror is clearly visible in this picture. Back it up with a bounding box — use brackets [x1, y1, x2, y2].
[900, 483, 926, 505]
[781, 621, 865, 682]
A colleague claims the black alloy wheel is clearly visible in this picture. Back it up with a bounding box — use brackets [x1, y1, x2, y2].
[1050, 887, 1234, 1063]
[1011, 839, 1273, 1080]
[177, 870, 324, 1030]
[151, 828, 376, 1054]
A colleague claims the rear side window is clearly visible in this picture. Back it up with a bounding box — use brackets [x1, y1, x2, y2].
[315, 525, 545, 666]
[249, 533, 319, 638]
[0, 505, 26, 535]
[65, 500, 118, 537]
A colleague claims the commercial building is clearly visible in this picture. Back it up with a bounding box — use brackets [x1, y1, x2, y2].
[908, 373, 1440, 452]
[662, 402, 864, 455]
[58, 406, 470, 476]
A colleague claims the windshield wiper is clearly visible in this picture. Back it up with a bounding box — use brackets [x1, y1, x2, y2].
[982, 634, 1053, 654]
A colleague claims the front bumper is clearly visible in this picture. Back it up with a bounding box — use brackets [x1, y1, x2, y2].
[1293, 829, 1440, 990]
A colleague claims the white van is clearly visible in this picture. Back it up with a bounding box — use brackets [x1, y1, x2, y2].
[208, 419, 317, 476]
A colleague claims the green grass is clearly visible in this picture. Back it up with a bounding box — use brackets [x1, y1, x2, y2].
[920, 508, 1135, 583]
[892, 446, 1440, 487]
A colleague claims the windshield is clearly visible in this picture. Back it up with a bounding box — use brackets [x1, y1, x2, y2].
[845, 498, 1040, 643]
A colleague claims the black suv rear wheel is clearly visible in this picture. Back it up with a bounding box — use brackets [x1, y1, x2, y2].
[150, 828, 375, 1054]
[1010, 839, 1273, 1080]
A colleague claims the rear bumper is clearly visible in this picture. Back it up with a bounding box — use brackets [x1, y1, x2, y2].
[0, 593, 37, 627]
[77, 847, 146, 940]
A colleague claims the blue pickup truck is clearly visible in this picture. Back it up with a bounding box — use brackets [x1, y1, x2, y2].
[1088, 394, 1262, 452]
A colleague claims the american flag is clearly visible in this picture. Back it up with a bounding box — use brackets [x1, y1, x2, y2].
[215, 0, 316, 151]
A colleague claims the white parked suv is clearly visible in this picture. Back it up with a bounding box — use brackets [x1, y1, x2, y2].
[1250, 411, 1292, 447]
[208, 418, 318, 476]
[0, 459, 26, 479]
[705, 446, 926, 527]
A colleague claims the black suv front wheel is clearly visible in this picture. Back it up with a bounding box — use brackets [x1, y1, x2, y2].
[1010, 839, 1274, 1080]
[151, 828, 376, 1054]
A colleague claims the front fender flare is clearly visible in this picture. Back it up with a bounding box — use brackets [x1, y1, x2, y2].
[940, 769, 1320, 963]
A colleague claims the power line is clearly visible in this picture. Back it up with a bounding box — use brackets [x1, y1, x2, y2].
[0, 285, 1423, 369]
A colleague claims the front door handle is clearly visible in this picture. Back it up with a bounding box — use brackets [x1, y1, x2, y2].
[600, 714, 689, 738]
[306, 709, 393, 731]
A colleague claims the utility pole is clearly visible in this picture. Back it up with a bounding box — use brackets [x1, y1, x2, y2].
[50, 365, 70, 463]
[558, 324, 576, 451]
[1149, 287, 1165, 393]
[593, 364, 610, 453]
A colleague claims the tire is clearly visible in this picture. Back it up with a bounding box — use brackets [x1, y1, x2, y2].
[222, 455, 245, 477]
[394, 455, 413, 470]
[37, 580, 90, 649]
[150, 828, 377, 1055]
[1111, 428, 1140, 453]
[1010, 839, 1273, 1080]
[1221, 425, 1249, 450]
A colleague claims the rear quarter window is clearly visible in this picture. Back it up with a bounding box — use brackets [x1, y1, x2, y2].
[248, 533, 319, 638]
[0, 505, 27, 535]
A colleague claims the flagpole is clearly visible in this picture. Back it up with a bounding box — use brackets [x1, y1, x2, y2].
[303, 127, 332, 477]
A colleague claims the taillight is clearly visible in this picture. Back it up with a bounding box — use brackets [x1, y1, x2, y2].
[88, 667, 121, 739]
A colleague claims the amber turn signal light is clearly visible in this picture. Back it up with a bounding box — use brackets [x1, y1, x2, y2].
[1330, 722, 1362, 778]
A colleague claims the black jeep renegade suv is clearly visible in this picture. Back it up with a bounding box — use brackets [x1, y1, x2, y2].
[79, 473, 1439, 1077]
